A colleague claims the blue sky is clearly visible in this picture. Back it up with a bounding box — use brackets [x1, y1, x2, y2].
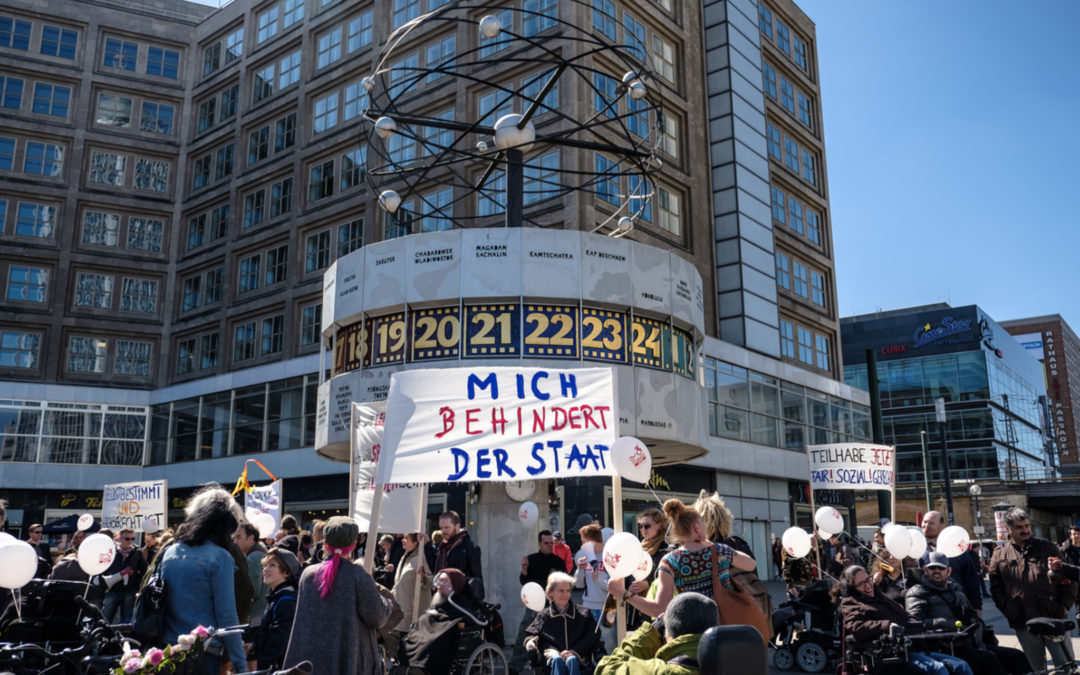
[797, 1, 1080, 327]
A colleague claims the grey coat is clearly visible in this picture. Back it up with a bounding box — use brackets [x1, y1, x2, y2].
[283, 559, 396, 674]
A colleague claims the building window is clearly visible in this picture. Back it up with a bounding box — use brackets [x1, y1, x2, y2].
[811, 271, 825, 307]
[626, 91, 648, 137]
[140, 102, 174, 134]
[7, 266, 48, 302]
[657, 187, 681, 236]
[802, 150, 816, 185]
[479, 8, 512, 57]
[32, 83, 69, 117]
[182, 276, 200, 311]
[348, 11, 373, 53]
[340, 147, 366, 190]
[234, 322, 255, 361]
[766, 123, 781, 159]
[806, 209, 821, 245]
[225, 27, 243, 61]
[623, 13, 646, 60]
[220, 85, 239, 121]
[0, 136, 12, 169]
[15, 202, 55, 238]
[203, 43, 220, 76]
[524, 151, 559, 205]
[798, 93, 812, 127]
[265, 244, 288, 285]
[262, 315, 284, 355]
[780, 78, 795, 114]
[592, 0, 615, 40]
[176, 337, 196, 374]
[652, 35, 675, 84]
[200, 333, 219, 369]
[103, 38, 137, 70]
[594, 154, 619, 206]
[815, 334, 830, 371]
[0, 331, 40, 368]
[134, 158, 169, 193]
[788, 198, 803, 235]
[278, 50, 301, 88]
[68, 337, 107, 373]
[776, 20, 790, 55]
[0, 75, 20, 109]
[282, 0, 304, 28]
[204, 267, 223, 304]
[780, 320, 795, 358]
[75, 272, 113, 308]
[318, 27, 342, 69]
[762, 61, 776, 99]
[215, 145, 234, 181]
[392, 0, 420, 29]
[658, 113, 679, 158]
[24, 141, 63, 177]
[121, 278, 157, 313]
[249, 126, 269, 164]
[82, 210, 120, 246]
[96, 93, 132, 128]
[192, 154, 211, 188]
[301, 304, 322, 346]
[0, 16, 32, 51]
[275, 113, 296, 151]
[238, 254, 260, 293]
[313, 92, 338, 133]
[425, 34, 455, 82]
[420, 187, 452, 233]
[388, 53, 418, 99]
[305, 230, 330, 272]
[338, 218, 363, 256]
[784, 137, 799, 173]
[770, 186, 786, 224]
[344, 80, 367, 120]
[593, 72, 618, 119]
[797, 326, 813, 364]
[128, 217, 163, 252]
[253, 63, 275, 103]
[793, 261, 808, 299]
[477, 171, 505, 217]
[758, 4, 773, 39]
[793, 35, 807, 70]
[187, 215, 205, 250]
[89, 151, 126, 187]
[308, 160, 334, 202]
[775, 252, 790, 291]
[270, 177, 292, 217]
[257, 6, 280, 44]
[478, 89, 511, 126]
[523, 0, 557, 36]
[243, 190, 265, 228]
[146, 46, 179, 79]
[210, 205, 229, 240]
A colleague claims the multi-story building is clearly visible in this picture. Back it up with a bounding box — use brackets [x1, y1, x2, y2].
[1001, 314, 1080, 475]
[0, 0, 863, 606]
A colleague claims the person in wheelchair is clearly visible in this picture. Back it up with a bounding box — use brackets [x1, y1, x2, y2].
[834, 565, 973, 675]
[400, 567, 500, 674]
[593, 592, 717, 674]
[523, 572, 599, 675]
[905, 552, 1030, 675]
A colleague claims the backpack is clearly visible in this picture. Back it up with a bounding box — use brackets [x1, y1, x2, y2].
[131, 543, 171, 645]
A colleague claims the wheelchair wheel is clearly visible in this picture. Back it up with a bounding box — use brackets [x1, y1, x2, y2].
[773, 646, 795, 671]
[796, 641, 828, 673]
[463, 642, 508, 675]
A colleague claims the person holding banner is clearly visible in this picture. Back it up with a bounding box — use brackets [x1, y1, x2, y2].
[388, 532, 433, 659]
[433, 511, 483, 595]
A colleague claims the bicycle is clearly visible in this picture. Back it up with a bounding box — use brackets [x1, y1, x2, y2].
[1023, 618, 1080, 675]
[0, 595, 134, 674]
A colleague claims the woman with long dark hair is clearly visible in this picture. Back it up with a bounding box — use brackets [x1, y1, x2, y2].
[158, 484, 247, 673]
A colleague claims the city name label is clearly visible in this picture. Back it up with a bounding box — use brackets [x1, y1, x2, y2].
[806, 443, 895, 491]
[332, 301, 695, 378]
[375, 367, 617, 484]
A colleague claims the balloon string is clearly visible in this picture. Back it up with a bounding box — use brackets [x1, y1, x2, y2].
[647, 486, 665, 508]
[11, 589, 20, 622]
[594, 592, 609, 633]
[851, 537, 894, 568]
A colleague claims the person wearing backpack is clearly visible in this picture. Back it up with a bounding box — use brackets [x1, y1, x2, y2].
[249, 548, 300, 671]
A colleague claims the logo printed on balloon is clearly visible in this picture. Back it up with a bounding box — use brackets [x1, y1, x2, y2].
[629, 445, 647, 467]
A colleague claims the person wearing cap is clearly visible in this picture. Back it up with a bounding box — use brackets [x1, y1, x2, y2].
[400, 567, 476, 674]
[920, 511, 983, 615]
[250, 547, 300, 672]
[593, 592, 718, 675]
[282, 515, 399, 674]
[906, 552, 1029, 675]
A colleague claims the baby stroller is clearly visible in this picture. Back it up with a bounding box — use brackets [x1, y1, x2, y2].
[771, 580, 840, 672]
[398, 577, 507, 675]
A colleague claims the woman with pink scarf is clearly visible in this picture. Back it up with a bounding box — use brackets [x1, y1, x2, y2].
[282, 516, 399, 674]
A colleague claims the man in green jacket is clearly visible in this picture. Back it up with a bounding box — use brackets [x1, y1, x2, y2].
[595, 592, 718, 675]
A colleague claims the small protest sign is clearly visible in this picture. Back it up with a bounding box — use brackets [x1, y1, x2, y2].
[806, 443, 895, 491]
[102, 480, 167, 531]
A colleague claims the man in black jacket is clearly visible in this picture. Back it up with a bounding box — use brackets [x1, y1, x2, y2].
[433, 511, 482, 591]
[920, 510, 983, 614]
[906, 552, 1029, 675]
[510, 530, 568, 672]
[101, 528, 148, 624]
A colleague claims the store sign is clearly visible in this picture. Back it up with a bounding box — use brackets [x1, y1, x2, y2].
[913, 317, 974, 349]
[376, 367, 616, 484]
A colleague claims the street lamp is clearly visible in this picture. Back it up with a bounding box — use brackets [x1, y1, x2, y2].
[969, 484, 982, 538]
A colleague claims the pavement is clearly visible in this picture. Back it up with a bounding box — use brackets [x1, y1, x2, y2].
[762, 580, 1080, 674]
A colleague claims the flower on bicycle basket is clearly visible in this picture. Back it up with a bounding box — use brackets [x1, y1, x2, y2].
[123, 659, 142, 674]
[146, 648, 165, 666]
[177, 634, 196, 651]
[191, 625, 210, 638]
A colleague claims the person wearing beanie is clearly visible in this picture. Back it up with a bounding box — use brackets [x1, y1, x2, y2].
[282, 516, 399, 674]
[594, 592, 719, 674]
[400, 567, 476, 675]
[249, 548, 300, 672]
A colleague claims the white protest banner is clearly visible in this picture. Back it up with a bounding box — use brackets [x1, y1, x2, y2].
[807, 443, 895, 491]
[245, 479, 282, 529]
[376, 367, 617, 484]
[102, 480, 167, 532]
[350, 402, 424, 532]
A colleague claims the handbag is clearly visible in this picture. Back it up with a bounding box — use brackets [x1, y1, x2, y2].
[710, 544, 769, 645]
[131, 543, 170, 645]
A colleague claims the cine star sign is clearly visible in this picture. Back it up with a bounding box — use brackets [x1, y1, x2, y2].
[807, 443, 895, 490]
[376, 367, 617, 484]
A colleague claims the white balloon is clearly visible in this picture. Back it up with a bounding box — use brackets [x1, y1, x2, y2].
[907, 528, 928, 559]
[937, 526, 971, 558]
[632, 551, 654, 581]
[610, 436, 652, 484]
[78, 533, 116, 576]
[602, 532, 644, 578]
[77, 514, 94, 531]
[0, 532, 15, 543]
[521, 582, 546, 612]
[252, 512, 278, 540]
[0, 540, 38, 589]
[519, 501, 539, 528]
[580, 541, 595, 559]
[884, 526, 911, 559]
[781, 527, 812, 559]
[601, 527, 614, 543]
[814, 507, 844, 535]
